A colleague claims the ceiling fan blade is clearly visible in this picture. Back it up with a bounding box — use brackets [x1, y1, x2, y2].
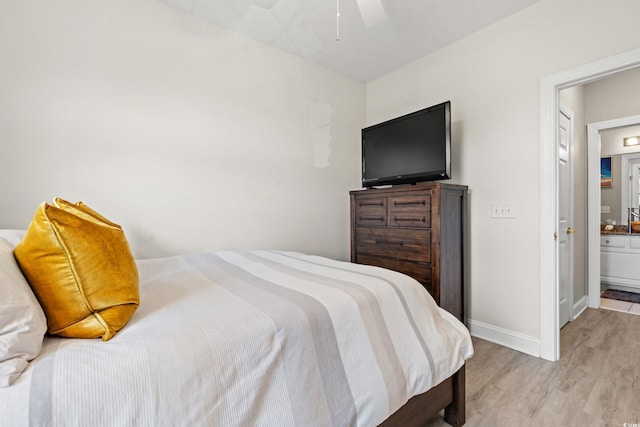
[355, 0, 386, 27]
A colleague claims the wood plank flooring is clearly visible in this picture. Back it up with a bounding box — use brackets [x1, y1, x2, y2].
[425, 308, 640, 427]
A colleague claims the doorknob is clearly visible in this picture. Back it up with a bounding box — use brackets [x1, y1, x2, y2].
[566, 227, 575, 234]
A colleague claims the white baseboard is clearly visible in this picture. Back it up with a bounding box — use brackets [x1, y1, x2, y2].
[469, 319, 540, 358]
[572, 295, 588, 319]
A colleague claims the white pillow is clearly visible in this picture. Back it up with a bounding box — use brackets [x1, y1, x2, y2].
[0, 230, 47, 387]
[0, 229, 25, 246]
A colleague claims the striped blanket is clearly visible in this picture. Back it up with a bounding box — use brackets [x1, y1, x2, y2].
[0, 250, 473, 427]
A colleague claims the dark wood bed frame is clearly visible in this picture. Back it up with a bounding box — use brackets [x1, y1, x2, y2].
[379, 365, 465, 427]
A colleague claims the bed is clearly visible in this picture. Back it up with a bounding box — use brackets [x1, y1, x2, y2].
[1, 232, 473, 426]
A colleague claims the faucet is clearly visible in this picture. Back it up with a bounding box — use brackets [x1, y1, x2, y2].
[629, 208, 640, 232]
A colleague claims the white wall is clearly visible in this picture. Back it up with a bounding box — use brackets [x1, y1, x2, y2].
[601, 125, 640, 156]
[367, 0, 640, 351]
[585, 67, 640, 124]
[0, 0, 365, 260]
[585, 68, 640, 225]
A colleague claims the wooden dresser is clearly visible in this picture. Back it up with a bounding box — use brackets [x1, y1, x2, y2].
[350, 182, 467, 324]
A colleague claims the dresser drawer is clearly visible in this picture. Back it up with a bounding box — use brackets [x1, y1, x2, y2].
[354, 197, 387, 226]
[356, 254, 432, 285]
[355, 227, 430, 263]
[388, 195, 431, 228]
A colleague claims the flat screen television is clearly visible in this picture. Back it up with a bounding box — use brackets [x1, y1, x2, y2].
[361, 101, 451, 187]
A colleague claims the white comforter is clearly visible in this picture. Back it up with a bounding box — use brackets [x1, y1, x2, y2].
[0, 250, 473, 427]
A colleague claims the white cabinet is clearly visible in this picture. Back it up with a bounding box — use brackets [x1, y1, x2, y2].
[600, 235, 626, 248]
[600, 235, 640, 290]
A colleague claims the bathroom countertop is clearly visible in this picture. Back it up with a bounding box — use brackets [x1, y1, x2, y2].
[601, 226, 640, 235]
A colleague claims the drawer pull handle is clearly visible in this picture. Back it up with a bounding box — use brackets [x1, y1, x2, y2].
[375, 239, 405, 247]
[393, 216, 426, 223]
[359, 216, 384, 222]
[359, 201, 384, 207]
[393, 200, 426, 207]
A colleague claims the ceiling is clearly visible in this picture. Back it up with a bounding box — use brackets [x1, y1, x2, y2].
[158, 0, 541, 82]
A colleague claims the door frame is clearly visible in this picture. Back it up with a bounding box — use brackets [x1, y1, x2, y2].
[586, 115, 640, 310]
[539, 48, 640, 362]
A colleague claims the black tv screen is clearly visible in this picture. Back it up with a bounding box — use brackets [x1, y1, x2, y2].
[362, 101, 451, 187]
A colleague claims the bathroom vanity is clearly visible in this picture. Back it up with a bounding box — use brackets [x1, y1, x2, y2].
[601, 233, 640, 291]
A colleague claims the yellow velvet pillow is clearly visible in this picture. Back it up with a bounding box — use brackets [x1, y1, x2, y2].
[14, 199, 139, 341]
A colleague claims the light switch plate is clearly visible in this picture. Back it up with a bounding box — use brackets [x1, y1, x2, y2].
[491, 203, 515, 219]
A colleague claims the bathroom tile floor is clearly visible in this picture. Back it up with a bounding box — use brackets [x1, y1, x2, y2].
[600, 295, 640, 315]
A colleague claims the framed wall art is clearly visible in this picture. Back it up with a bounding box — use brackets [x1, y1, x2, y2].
[601, 156, 612, 188]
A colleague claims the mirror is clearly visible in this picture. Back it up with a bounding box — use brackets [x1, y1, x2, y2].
[600, 124, 640, 226]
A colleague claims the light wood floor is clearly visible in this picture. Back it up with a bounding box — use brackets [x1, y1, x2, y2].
[426, 308, 640, 427]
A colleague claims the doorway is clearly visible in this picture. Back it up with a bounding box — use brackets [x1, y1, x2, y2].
[539, 48, 640, 362]
[586, 115, 640, 309]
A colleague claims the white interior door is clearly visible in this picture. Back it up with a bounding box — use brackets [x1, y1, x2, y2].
[558, 105, 574, 329]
